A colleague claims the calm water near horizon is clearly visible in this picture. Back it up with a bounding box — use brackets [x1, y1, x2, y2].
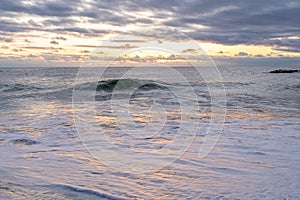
[0, 66, 299, 199]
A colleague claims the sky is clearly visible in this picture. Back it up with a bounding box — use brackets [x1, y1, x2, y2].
[0, 0, 300, 67]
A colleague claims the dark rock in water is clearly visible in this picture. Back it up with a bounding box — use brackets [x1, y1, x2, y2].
[269, 69, 299, 73]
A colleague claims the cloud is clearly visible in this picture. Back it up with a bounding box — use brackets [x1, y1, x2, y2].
[254, 54, 265, 58]
[53, 27, 91, 34]
[73, 45, 97, 48]
[235, 52, 250, 57]
[116, 54, 184, 63]
[1, 45, 9, 49]
[0, 36, 14, 42]
[52, 36, 67, 41]
[42, 18, 78, 27]
[1, 0, 299, 45]
[0, 0, 300, 61]
[0, 19, 38, 32]
[273, 46, 300, 53]
[73, 44, 139, 49]
[110, 39, 146, 43]
[182, 48, 199, 54]
[100, 44, 139, 49]
[50, 40, 59, 45]
[158, 1, 300, 50]
[0, 0, 81, 17]
[12, 48, 23, 52]
[23, 46, 63, 51]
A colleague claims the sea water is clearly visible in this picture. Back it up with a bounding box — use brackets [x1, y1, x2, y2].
[0, 66, 299, 199]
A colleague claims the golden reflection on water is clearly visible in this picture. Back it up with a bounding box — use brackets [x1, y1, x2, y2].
[226, 110, 275, 120]
[55, 152, 108, 171]
[0, 125, 8, 133]
[10, 101, 74, 137]
[198, 109, 276, 121]
[96, 115, 117, 128]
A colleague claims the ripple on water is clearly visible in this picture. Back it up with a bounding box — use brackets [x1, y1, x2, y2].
[10, 139, 39, 146]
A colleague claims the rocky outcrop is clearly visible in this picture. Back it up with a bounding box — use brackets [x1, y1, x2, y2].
[269, 69, 299, 73]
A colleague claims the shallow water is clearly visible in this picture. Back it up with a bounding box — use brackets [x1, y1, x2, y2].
[0, 66, 299, 199]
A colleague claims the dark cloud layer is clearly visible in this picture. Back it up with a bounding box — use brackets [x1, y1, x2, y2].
[0, 0, 299, 52]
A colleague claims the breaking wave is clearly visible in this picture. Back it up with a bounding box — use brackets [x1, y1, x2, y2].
[75, 79, 168, 92]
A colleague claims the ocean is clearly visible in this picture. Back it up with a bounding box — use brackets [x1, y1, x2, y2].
[0, 66, 299, 199]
